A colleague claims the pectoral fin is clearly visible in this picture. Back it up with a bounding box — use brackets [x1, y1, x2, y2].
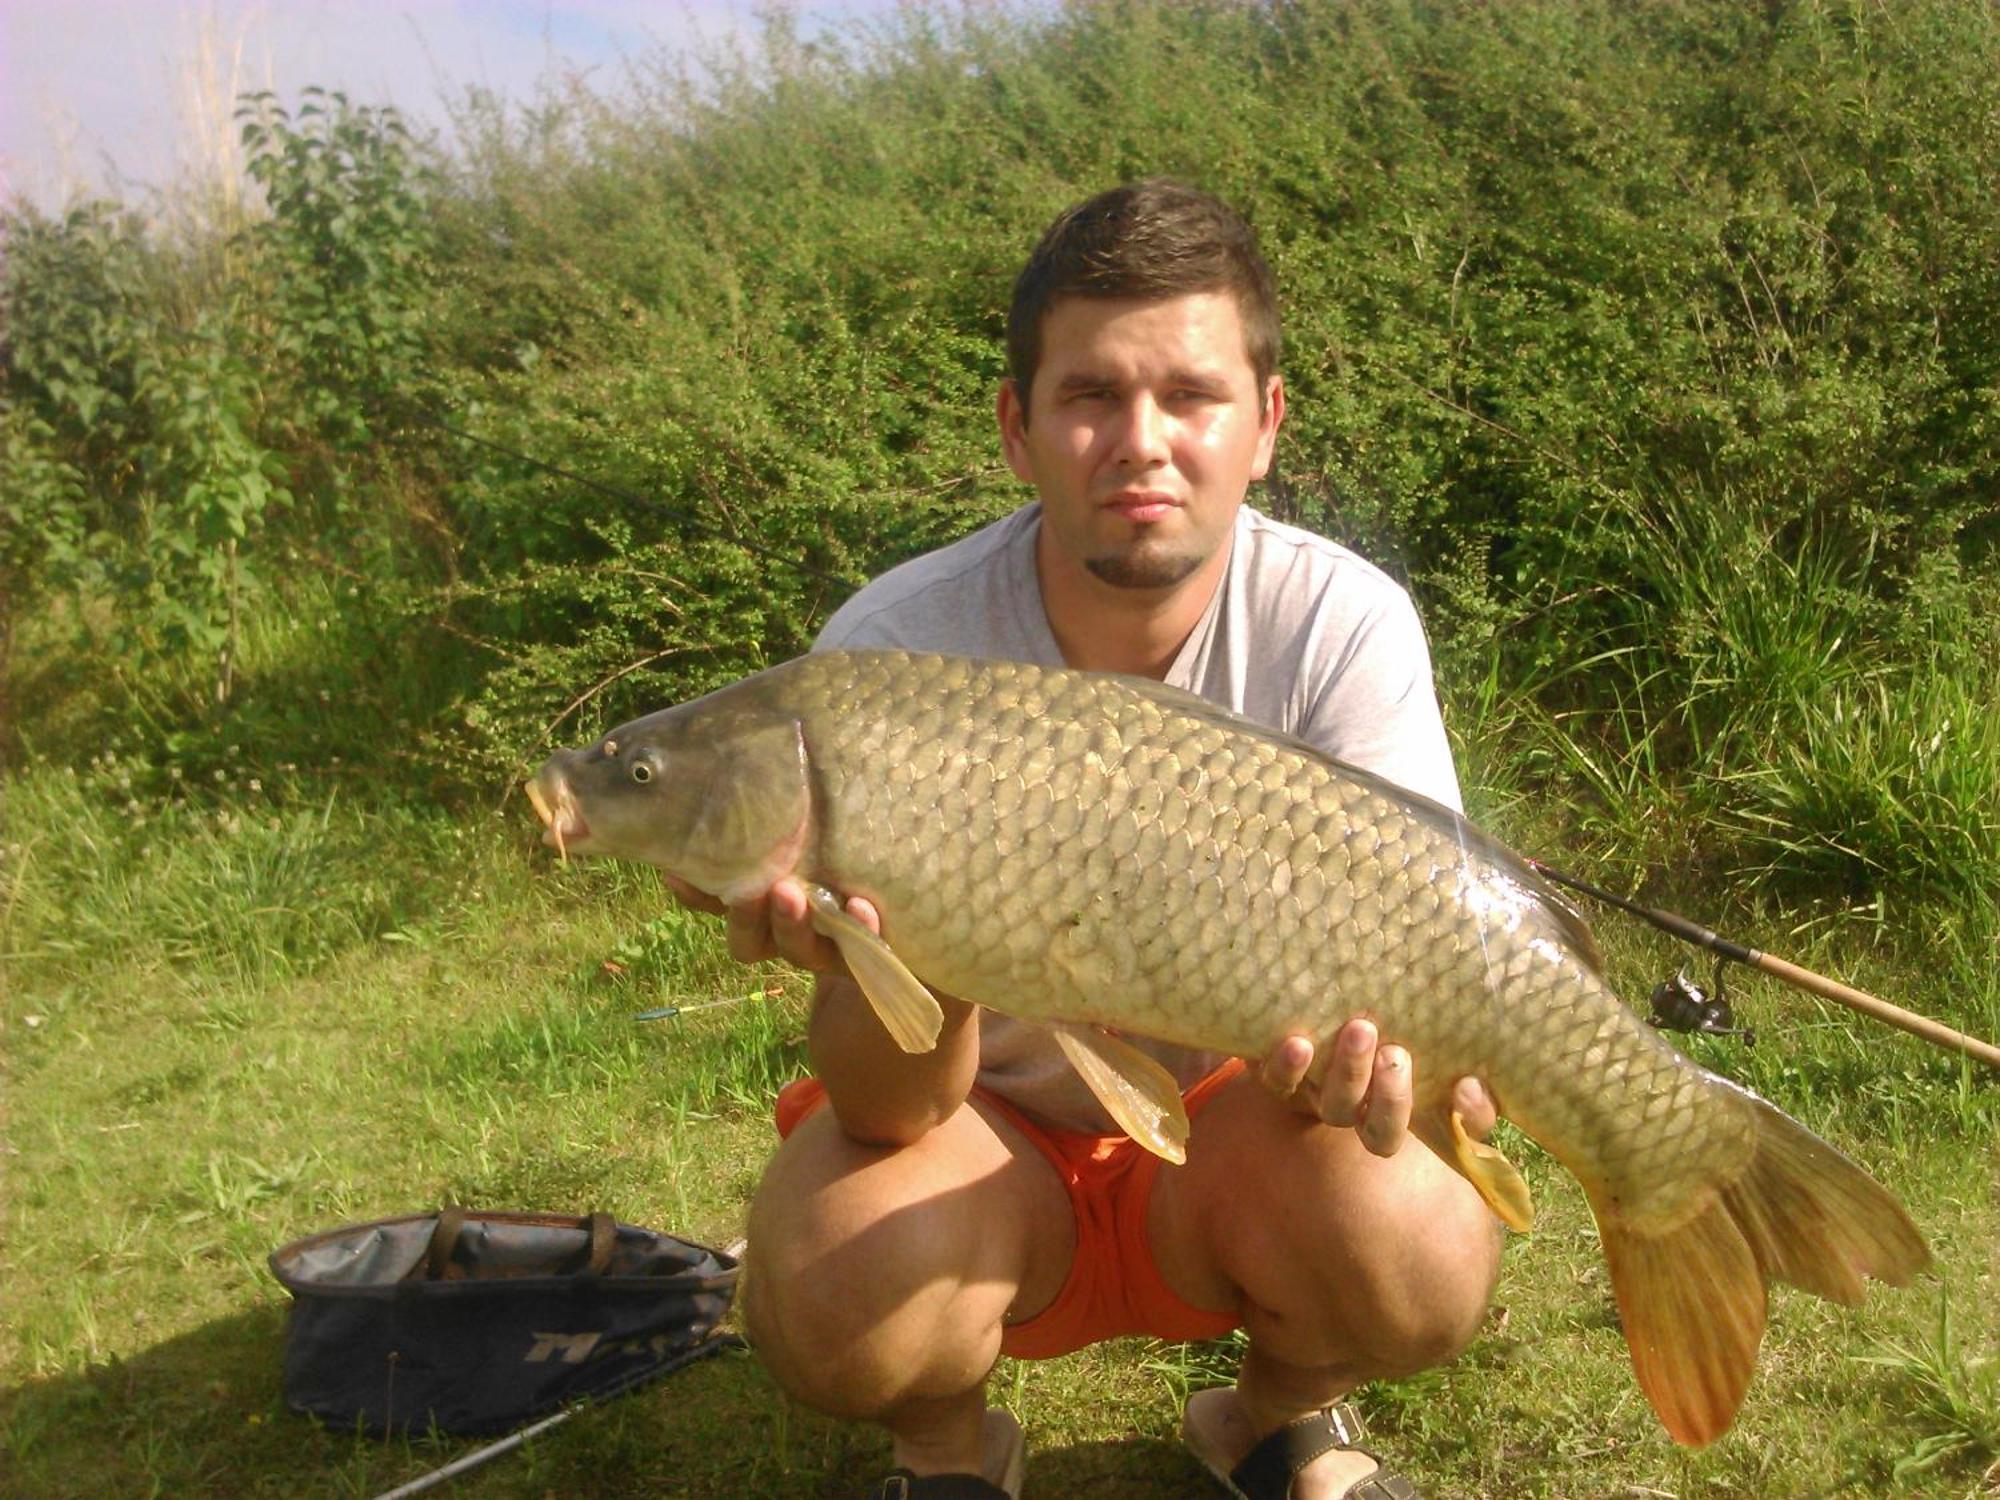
[803, 884, 942, 1053]
[1050, 1024, 1190, 1164]
[1449, 1109, 1534, 1231]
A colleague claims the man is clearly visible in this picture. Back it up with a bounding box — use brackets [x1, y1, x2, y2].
[675, 181, 1500, 1500]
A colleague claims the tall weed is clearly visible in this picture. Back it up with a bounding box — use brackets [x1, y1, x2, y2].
[1492, 486, 2000, 904]
[0, 759, 494, 989]
[237, 88, 436, 459]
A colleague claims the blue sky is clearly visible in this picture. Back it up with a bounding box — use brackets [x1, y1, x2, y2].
[1, 1, 892, 210]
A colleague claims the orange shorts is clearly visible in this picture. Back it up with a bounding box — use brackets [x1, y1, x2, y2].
[774, 1058, 1247, 1361]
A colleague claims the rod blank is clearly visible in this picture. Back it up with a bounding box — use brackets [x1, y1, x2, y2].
[1525, 858, 2000, 1074]
[1748, 951, 2000, 1072]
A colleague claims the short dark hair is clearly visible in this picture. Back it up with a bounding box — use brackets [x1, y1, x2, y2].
[1005, 179, 1281, 412]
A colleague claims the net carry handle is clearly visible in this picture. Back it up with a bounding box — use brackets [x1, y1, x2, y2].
[421, 1207, 617, 1280]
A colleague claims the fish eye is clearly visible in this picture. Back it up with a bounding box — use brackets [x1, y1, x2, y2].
[631, 761, 652, 784]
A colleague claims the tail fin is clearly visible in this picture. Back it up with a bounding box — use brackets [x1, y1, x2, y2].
[1590, 1081, 1929, 1447]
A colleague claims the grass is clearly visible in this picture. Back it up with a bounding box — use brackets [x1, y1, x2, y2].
[1859, 1296, 2000, 1490]
[4, 757, 1997, 1499]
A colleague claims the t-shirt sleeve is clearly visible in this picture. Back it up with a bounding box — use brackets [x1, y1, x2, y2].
[814, 574, 952, 653]
[815, 602, 899, 652]
[1297, 591, 1463, 814]
[811, 506, 1050, 660]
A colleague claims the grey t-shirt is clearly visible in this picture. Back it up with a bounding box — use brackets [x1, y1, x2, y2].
[815, 502, 1462, 1132]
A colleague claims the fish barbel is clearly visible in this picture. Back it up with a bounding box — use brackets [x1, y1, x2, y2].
[528, 648, 1927, 1445]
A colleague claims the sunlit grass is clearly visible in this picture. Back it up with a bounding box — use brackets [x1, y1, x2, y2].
[1859, 1295, 2000, 1488]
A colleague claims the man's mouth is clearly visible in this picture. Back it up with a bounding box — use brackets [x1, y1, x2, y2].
[1103, 491, 1181, 524]
[524, 776, 592, 861]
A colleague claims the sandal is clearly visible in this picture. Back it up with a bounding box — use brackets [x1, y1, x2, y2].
[867, 1409, 1025, 1500]
[1183, 1388, 1422, 1500]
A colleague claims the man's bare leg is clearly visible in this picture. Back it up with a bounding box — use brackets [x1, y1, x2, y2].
[1156, 1076, 1502, 1499]
[743, 1096, 1074, 1483]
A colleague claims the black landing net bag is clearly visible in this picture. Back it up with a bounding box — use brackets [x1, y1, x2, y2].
[269, 1207, 739, 1436]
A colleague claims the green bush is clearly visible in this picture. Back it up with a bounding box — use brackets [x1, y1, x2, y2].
[237, 87, 437, 459]
[3, 0, 1997, 920]
[0, 203, 289, 701]
[1, 88, 439, 734]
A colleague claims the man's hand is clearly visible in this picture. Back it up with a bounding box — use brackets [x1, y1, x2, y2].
[664, 874, 877, 975]
[1258, 1019, 1497, 1160]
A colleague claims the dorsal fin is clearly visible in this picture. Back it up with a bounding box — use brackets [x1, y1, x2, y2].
[1104, 670, 1608, 976]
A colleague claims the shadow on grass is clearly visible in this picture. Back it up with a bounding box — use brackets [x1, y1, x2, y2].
[1, 1304, 327, 1499]
[0, 1303, 836, 1498]
[0, 1303, 1212, 1497]
[1024, 1434, 1203, 1495]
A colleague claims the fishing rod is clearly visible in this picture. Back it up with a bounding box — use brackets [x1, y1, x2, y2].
[1524, 857, 2000, 1074]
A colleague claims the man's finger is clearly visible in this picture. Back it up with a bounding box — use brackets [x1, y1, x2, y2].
[1409, 1075, 1500, 1165]
[1452, 1075, 1499, 1140]
[1315, 1018, 1376, 1127]
[1356, 1044, 1413, 1157]
[718, 879, 884, 975]
[768, 882, 882, 974]
[767, 879, 836, 969]
[724, 892, 777, 963]
[1259, 1035, 1313, 1101]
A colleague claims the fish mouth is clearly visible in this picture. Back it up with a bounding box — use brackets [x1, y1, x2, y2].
[523, 775, 592, 861]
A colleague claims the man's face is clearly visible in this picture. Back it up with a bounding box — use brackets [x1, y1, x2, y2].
[998, 291, 1283, 592]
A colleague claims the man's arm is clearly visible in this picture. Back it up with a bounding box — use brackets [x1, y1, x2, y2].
[668, 875, 979, 1147]
[808, 974, 980, 1147]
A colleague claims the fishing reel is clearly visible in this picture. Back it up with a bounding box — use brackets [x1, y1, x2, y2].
[1648, 961, 1755, 1044]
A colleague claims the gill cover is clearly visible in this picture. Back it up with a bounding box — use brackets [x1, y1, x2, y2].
[674, 719, 812, 903]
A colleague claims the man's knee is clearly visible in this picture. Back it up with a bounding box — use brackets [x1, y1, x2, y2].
[1307, 1148, 1500, 1376]
[1356, 1188, 1499, 1374]
[1199, 1112, 1500, 1378]
[741, 1107, 1035, 1418]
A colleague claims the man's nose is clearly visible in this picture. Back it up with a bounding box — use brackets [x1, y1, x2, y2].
[1111, 394, 1171, 467]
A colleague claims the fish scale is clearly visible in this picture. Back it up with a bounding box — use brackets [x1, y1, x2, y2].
[532, 647, 1928, 1445]
[806, 653, 1724, 1200]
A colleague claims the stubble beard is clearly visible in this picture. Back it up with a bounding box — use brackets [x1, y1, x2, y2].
[1083, 539, 1209, 590]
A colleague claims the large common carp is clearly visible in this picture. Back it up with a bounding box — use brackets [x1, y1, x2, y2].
[525, 648, 1927, 1445]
